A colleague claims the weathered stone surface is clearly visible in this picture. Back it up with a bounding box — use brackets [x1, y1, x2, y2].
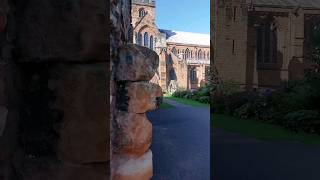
[113, 112, 152, 156]
[112, 150, 153, 180]
[0, 0, 9, 32]
[54, 64, 108, 164]
[116, 44, 159, 81]
[126, 82, 162, 113]
[0, 106, 8, 136]
[15, 0, 107, 62]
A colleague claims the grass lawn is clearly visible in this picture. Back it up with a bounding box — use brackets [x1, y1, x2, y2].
[212, 114, 320, 145]
[160, 102, 174, 109]
[164, 94, 209, 107]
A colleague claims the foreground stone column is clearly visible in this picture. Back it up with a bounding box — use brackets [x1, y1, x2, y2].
[111, 44, 161, 180]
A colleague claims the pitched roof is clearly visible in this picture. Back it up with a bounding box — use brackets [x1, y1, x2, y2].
[249, 0, 320, 9]
[159, 29, 210, 46]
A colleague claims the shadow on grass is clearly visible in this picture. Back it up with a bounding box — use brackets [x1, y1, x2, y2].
[212, 114, 320, 146]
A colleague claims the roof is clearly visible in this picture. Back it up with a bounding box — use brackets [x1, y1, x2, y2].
[132, 0, 156, 6]
[249, 0, 320, 9]
[159, 29, 210, 46]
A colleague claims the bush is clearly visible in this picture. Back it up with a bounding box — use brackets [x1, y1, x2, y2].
[222, 80, 241, 95]
[283, 110, 320, 134]
[198, 96, 210, 104]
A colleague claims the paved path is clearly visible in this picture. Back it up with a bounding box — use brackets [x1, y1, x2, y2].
[149, 99, 320, 180]
[147, 99, 210, 180]
[213, 128, 320, 180]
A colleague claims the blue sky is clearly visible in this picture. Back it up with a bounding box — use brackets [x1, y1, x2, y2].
[156, 0, 210, 34]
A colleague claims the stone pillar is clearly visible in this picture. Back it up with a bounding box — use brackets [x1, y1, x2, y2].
[111, 44, 161, 180]
[110, 1, 162, 179]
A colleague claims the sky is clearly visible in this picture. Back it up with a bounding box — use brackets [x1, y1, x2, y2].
[156, 0, 210, 34]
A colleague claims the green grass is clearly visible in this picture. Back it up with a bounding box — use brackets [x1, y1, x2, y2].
[212, 114, 320, 145]
[163, 94, 209, 107]
[160, 102, 174, 109]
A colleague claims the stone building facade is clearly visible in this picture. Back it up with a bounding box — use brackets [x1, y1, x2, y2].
[132, 0, 210, 92]
[213, 0, 320, 89]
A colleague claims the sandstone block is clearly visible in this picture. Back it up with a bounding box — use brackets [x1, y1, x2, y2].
[113, 112, 152, 156]
[116, 44, 159, 81]
[125, 82, 162, 113]
[54, 64, 109, 164]
[112, 150, 153, 180]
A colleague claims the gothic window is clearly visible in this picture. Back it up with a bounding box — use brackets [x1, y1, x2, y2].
[138, 33, 143, 46]
[144, 32, 149, 47]
[172, 47, 177, 55]
[198, 50, 202, 59]
[233, 6, 237, 22]
[226, 5, 233, 21]
[207, 52, 210, 59]
[139, 8, 146, 17]
[186, 49, 190, 59]
[150, 36, 154, 49]
[190, 67, 197, 82]
[257, 21, 278, 63]
[191, 51, 193, 58]
[232, 40, 235, 55]
[182, 50, 185, 59]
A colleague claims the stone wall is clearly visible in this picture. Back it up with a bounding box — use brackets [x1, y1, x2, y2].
[111, 0, 162, 179]
[214, 0, 320, 89]
[1, 0, 108, 179]
[214, 0, 248, 86]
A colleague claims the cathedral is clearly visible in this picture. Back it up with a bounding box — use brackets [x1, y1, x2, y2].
[213, 0, 320, 89]
[132, 0, 210, 92]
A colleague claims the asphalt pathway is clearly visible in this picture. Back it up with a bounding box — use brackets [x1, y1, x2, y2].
[149, 98, 320, 180]
[213, 128, 320, 180]
[147, 99, 210, 180]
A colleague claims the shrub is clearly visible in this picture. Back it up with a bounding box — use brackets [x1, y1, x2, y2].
[198, 96, 210, 104]
[222, 80, 241, 95]
[283, 110, 320, 134]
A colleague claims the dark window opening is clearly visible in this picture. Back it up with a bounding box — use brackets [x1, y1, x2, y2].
[257, 22, 277, 63]
[232, 40, 235, 55]
[233, 7, 237, 22]
[190, 67, 197, 82]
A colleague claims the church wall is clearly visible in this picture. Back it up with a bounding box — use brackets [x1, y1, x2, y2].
[214, 0, 320, 89]
[214, 0, 248, 86]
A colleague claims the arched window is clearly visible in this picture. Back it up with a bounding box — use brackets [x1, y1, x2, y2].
[139, 8, 146, 17]
[190, 67, 197, 82]
[138, 33, 142, 46]
[185, 49, 190, 59]
[198, 50, 202, 59]
[172, 47, 177, 55]
[150, 36, 154, 49]
[182, 50, 185, 59]
[144, 32, 149, 47]
[191, 51, 193, 58]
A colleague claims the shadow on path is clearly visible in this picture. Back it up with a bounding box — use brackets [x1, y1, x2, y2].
[148, 99, 210, 180]
[213, 128, 320, 180]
